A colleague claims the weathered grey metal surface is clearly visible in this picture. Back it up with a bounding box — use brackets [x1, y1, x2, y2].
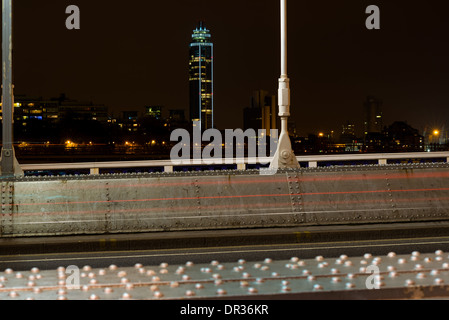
[1, 163, 449, 237]
[1, 250, 449, 300]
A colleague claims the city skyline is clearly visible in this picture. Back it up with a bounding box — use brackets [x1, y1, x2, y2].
[4, 0, 449, 136]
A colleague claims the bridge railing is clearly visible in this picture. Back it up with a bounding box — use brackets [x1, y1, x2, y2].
[19, 151, 449, 176]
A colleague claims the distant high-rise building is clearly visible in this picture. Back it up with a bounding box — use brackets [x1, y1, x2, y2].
[243, 90, 277, 133]
[145, 106, 163, 120]
[342, 122, 356, 136]
[189, 21, 213, 131]
[364, 96, 383, 134]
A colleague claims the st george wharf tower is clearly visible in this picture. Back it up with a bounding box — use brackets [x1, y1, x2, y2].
[189, 21, 214, 131]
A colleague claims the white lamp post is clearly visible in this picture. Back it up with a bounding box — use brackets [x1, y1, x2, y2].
[1, 0, 22, 176]
[270, 0, 300, 170]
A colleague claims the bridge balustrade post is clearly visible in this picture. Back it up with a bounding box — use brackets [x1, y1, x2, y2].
[164, 166, 174, 173]
[237, 163, 246, 171]
[308, 161, 318, 168]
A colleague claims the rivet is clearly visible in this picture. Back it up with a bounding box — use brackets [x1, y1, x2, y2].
[318, 262, 328, 268]
[117, 271, 127, 277]
[176, 267, 185, 275]
[240, 280, 249, 287]
[331, 268, 339, 274]
[313, 284, 323, 291]
[332, 277, 341, 283]
[104, 287, 114, 294]
[255, 277, 265, 284]
[405, 279, 415, 286]
[185, 290, 196, 297]
[416, 273, 426, 279]
[248, 287, 258, 294]
[281, 286, 291, 292]
[125, 283, 134, 290]
[217, 289, 227, 295]
[195, 283, 204, 289]
[387, 252, 396, 258]
[122, 293, 132, 300]
[121, 277, 129, 284]
[414, 264, 424, 270]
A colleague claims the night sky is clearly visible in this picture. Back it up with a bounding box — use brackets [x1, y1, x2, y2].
[6, 0, 449, 136]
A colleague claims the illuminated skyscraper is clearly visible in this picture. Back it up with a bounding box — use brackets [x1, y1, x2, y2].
[189, 21, 213, 130]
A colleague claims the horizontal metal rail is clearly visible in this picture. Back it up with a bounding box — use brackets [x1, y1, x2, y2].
[20, 151, 449, 175]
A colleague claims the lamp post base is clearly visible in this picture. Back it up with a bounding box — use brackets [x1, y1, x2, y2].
[269, 130, 300, 170]
[0, 148, 23, 177]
